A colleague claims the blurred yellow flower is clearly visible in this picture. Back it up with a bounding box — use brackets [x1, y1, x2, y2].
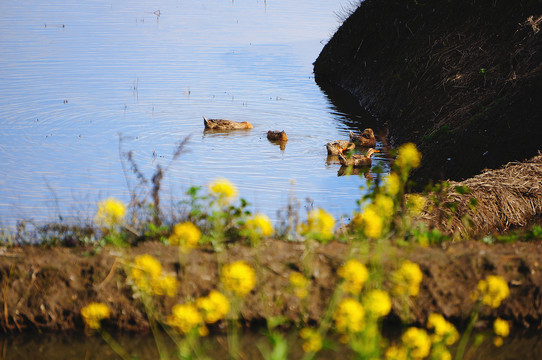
[401, 327, 431, 359]
[493, 318, 509, 337]
[364, 289, 392, 318]
[384, 172, 401, 196]
[493, 336, 504, 347]
[385, 345, 408, 360]
[169, 222, 201, 253]
[81, 302, 110, 330]
[94, 197, 126, 228]
[475, 275, 509, 308]
[289, 272, 309, 299]
[396, 143, 421, 170]
[406, 194, 426, 215]
[209, 178, 238, 204]
[130, 254, 177, 297]
[196, 290, 230, 324]
[427, 313, 459, 345]
[299, 208, 335, 241]
[299, 328, 322, 353]
[337, 259, 369, 295]
[334, 298, 365, 334]
[374, 194, 395, 218]
[167, 303, 205, 335]
[392, 260, 423, 297]
[221, 261, 256, 297]
[245, 213, 274, 237]
[356, 207, 383, 239]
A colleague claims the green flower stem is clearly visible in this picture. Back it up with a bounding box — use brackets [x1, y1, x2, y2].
[98, 328, 132, 360]
[454, 303, 480, 360]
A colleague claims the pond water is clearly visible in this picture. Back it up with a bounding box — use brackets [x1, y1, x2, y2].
[2, 329, 541, 360]
[0, 0, 390, 228]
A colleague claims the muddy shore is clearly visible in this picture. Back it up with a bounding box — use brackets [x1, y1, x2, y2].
[1, 239, 541, 333]
[314, 0, 542, 183]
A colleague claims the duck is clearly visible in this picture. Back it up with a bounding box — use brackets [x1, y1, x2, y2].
[267, 130, 288, 141]
[337, 148, 378, 167]
[349, 128, 376, 147]
[203, 116, 253, 130]
[326, 140, 355, 155]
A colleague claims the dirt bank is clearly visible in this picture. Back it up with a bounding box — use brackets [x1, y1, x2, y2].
[1, 239, 541, 333]
[314, 0, 542, 183]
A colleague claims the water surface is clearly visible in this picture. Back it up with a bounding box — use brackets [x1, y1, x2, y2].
[0, 0, 388, 226]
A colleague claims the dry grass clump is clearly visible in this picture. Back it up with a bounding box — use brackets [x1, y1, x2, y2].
[426, 153, 542, 235]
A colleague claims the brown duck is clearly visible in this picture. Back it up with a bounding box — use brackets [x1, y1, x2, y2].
[203, 116, 253, 130]
[326, 140, 355, 155]
[349, 129, 376, 147]
[267, 130, 288, 141]
[338, 148, 378, 167]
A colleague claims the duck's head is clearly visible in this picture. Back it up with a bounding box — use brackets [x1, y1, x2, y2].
[361, 128, 375, 140]
[366, 148, 379, 158]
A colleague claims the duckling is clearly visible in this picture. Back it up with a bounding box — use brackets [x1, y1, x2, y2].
[326, 140, 355, 155]
[337, 148, 378, 167]
[203, 116, 253, 130]
[349, 128, 376, 147]
[267, 130, 288, 141]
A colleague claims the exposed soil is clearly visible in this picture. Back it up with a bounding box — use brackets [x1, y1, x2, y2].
[1, 239, 542, 333]
[313, 0, 542, 184]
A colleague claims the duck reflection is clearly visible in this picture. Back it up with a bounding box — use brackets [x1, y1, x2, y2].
[337, 165, 374, 180]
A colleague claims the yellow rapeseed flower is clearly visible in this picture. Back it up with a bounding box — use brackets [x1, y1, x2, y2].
[167, 303, 206, 335]
[427, 313, 459, 345]
[81, 302, 110, 330]
[94, 197, 126, 228]
[401, 327, 431, 360]
[374, 194, 395, 218]
[493, 336, 504, 347]
[169, 222, 202, 253]
[357, 207, 383, 239]
[244, 213, 274, 237]
[363, 289, 392, 318]
[392, 260, 423, 297]
[334, 298, 365, 334]
[337, 259, 369, 295]
[289, 272, 310, 299]
[299, 328, 323, 353]
[475, 275, 510, 308]
[129, 254, 177, 297]
[221, 261, 256, 297]
[209, 178, 238, 205]
[396, 143, 421, 170]
[299, 208, 335, 241]
[406, 194, 426, 215]
[384, 172, 401, 196]
[493, 318, 509, 337]
[152, 274, 178, 297]
[196, 290, 230, 324]
[385, 345, 408, 360]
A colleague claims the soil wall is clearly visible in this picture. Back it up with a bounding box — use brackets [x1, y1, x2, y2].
[314, 0, 542, 183]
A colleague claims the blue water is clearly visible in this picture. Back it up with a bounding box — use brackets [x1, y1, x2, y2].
[0, 0, 389, 227]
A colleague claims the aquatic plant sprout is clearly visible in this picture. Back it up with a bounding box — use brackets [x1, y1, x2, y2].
[94, 197, 126, 228]
[221, 261, 256, 298]
[81, 302, 110, 330]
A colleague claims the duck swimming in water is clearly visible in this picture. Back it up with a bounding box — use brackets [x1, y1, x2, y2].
[337, 148, 378, 167]
[349, 129, 376, 147]
[267, 130, 288, 141]
[326, 140, 355, 155]
[203, 116, 253, 130]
